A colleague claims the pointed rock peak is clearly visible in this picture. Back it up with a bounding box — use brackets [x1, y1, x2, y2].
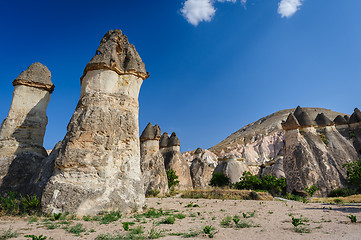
[349, 108, 361, 124]
[344, 115, 350, 121]
[333, 115, 348, 125]
[294, 106, 303, 118]
[195, 148, 202, 154]
[282, 113, 300, 130]
[298, 111, 315, 127]
[81, 29, 149, 82]
[169, 132, 181, 146]
[315, 113, 334, 127]
[154, 124, 161, 140]
[159, 132, 169, 148]
[140, 122, 154, 142]
[13, 62, 54, 93]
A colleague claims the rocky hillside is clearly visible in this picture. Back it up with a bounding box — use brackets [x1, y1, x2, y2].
[209, 108, 346, 165]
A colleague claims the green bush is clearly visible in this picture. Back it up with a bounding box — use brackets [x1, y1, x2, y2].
[343, 160, 361, 191]
[166, 169, 180, 189]
[210, 173, 230, 187]
[233, 172, 286, 196]
[304, 185, 318, 197]
[328, 187, 358, 197]
[0, 191, 40, 215]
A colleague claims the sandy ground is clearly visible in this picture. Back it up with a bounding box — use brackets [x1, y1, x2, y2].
[0, 197, 360, 240]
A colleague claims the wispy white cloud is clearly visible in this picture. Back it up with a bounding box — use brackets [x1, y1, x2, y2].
[278, 0, 303, 18]
[181, 0, 303, 26]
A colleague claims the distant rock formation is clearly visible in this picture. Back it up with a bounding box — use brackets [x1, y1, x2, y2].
[140, 123, 169, 196]
[282, 106, 359, 196]
[0, 63, 54, 195]
[41, 30, 148, 215]
[183, 148, 218, 168]
[189, 148, 214, 189]
[160, 132, 193, 190]
[213, 155, 250, 184]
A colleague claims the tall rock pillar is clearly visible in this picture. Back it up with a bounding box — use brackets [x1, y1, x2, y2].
[42, 30, 149, 215]
[0, 62, 54, 195]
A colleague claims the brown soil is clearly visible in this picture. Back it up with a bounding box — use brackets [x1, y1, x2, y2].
[0, 197, 360, 240]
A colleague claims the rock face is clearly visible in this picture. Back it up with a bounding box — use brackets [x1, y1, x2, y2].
[213, 155, 250, 184]
[160, 132, 193, 190]
[0, 63, 54, 195]
[210, 107, 346, 176]
[41, 30, 148, 215]
[140, 123, 169, 196]
[282, 107, 359, 196]
[189, 148, 214, 189]
[183, 148, 218, 168]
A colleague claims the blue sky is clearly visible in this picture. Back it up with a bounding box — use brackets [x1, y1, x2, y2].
[0, 0, 360, 152]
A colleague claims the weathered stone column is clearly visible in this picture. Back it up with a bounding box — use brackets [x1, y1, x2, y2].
[41, 30, 149, 215]
[160, 132, 193, 190]
[0, 62, 54, 195]
[140, 123, 169, 196]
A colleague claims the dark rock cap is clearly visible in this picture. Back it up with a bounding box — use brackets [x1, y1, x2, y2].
[168, 132, 181, 146]
[349, 108, 361, 124]
[315, 113, 334, 127]
[140, 123, 162, 142]
[195, 148, 202, 154]
[297, 111, 315, 127]
[282, 113, 300, 130]
[333, 115, 348, 125]
[13, 62, 54, 93]
[294, 106, 303, 119]
[81, 29, 149, 82]
[344, 115, 350, 122]
[159, 132, 169, 148]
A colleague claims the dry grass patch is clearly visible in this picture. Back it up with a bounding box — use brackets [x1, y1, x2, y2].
[313, 194, 361, 203]
[181, 189, 273, 200]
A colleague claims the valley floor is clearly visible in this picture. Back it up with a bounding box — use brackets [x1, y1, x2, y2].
[1, 197, 360, 240]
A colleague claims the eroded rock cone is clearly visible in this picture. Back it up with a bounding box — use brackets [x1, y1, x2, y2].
[41, 30, 148, 215]
[333, 115, 348, 125]
[281, 113, 300, 130]
[161, 132, 193, 190]
[140, 123, 169, 196]
[315, 113, 334, 127]
[297, 111, 315, 127]
[0, 63, 54, 195]
[349, 108, 361, 124]
[213, 155, 249, 184]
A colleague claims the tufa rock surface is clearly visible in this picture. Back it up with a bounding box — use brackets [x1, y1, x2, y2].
[0, 63, 54, 195]
[190, 157, 213, 189]
[139, 123, 169, 196]
[41, 30, 146, 215]
[213, 155, 249, 184]
[160, 132, 193, 191]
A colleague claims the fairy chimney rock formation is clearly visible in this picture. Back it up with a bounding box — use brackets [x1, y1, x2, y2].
[333, 115, 348, 126]
[315, 113, 334, 127]
[282, 106, 358, 196]
[160, 132, 193, 190]
[41, 29, 148, 215]
[281, 113, 300, 131]
[349, 108, 361, 124]
[0, 62, 54, 195]
[140, 123, 169, 196]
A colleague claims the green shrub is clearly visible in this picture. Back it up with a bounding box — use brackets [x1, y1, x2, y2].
[304, 185, 318, 197]
[348, 214, 357, 223]
[148, 227, 164, 239]
[233, 172, 286, 196]
[0, 227, 18, 239]
[159, 216, 175, 224]
[210, 173, 230, 187]
[147, 189, 160, 197]
[291, 216, 305, 227]
[343, 160, 361, 190]
[24, 234, 47, 240]
[202, 225, 215, 238]
[0, 191, 40, 215]
[166, 169, 180, 189]
[100, 211, 122, 224]
[328, 187, 357, 197]
[66, 223, 86, 236]
[220, 216, 232, 227]
[319, 133, 328, 144]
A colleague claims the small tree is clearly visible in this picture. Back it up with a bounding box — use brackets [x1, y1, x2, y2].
[210, 172, 230, 187]
[166, 169, 180, 189]
[304, 185, 318, 198]
[343, 160, 361, 191]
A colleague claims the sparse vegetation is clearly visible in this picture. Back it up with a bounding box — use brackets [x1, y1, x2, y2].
[348, 214, 357, 223]
[305, 185, 318, 198]
[122, 222, 135, 231]
[320, 133, 328, 144]
[24, 235, 48, 240]
[159, 216, 175, 224]
[147, 189, 160, 197]
[203, 225, 216, 238]
[328, 187, 358, 197]
[66, 223, 86, 236]
[0, 228, 18, 239]
[210, 173, 230, 187]
[100, 211, 122, 224]
[166, 169, 180, 189]
[343, 160, 361, 192]
[220, 216, 232, 227]
[0, 191, 40, 215]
